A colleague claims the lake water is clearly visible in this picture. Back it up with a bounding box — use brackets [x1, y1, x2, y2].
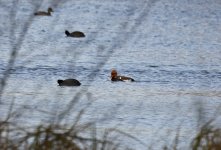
[0, 0, 221, 149]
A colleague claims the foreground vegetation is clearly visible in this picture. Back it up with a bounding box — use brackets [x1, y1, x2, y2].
[0, 120, 123, 150]
[0, 115, 221, 150]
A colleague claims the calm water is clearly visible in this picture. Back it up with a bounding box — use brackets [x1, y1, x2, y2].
[0, 0, 221, 149]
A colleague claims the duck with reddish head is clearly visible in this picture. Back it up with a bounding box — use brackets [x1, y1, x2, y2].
[111, 69, 135, 82]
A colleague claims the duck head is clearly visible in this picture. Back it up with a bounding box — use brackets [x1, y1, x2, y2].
[111, 69, 118, 78]
[65, 30, 70, 36]
[48, 7, 53, 12]
[57, 80, 63, 85]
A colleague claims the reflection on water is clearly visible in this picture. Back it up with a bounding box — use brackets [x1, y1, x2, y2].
[0, 0, 221, 149]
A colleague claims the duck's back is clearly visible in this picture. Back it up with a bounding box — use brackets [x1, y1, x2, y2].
[34, 11, 50, 16]
[58, 79, 81, 86]
[119, 76, 135, 81]
[70, 31, 85, 37]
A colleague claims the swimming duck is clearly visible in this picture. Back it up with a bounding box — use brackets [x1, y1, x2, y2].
[57, 79, 81, 86]
[111, 69, 135, 82]
[65, 30, 85, 38]
[34, 7, 53, 16]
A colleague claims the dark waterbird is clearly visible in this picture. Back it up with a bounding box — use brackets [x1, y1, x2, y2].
[57, 79, 81, 86]
[34, 7, 53, 16]
[65, 30, 85, 38]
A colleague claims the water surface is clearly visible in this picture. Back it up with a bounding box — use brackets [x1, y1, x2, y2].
[0, 0, 221, 149]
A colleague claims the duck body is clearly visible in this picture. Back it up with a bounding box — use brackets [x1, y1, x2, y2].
[111, 70, 135, 82]
[34, 7, 53, 16]
[111, 76, 135, 82]
[57, 79, 81, 86]
[65, 30, 85, 38]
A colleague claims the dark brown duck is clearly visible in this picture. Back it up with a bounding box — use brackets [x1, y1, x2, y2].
[57, 79, 81, 86]
[65, 30, 85, 38]
[34, 7, 53, 16]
